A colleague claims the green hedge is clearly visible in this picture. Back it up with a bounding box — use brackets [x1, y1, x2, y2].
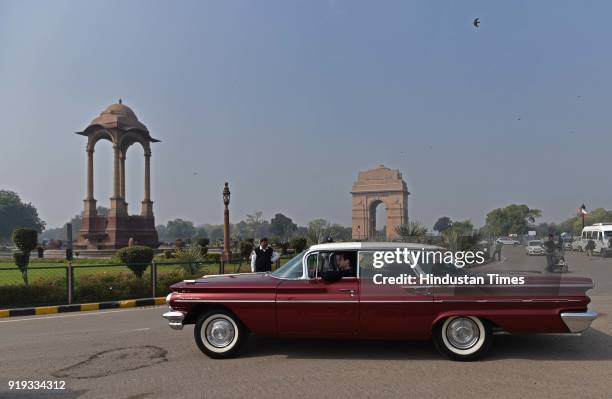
[0, 269, 188, 309]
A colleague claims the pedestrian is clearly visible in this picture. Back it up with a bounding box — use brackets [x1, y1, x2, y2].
[585, 238, 595, 257]
[250, 237, 280, 273]
[493, 240, 502, 261]
[543, 234, 555, 272]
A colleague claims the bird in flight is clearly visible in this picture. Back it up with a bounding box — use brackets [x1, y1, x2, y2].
[473, 18, 480, 28]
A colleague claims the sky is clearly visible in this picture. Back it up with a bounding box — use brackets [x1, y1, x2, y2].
[1, 0, 611, 231]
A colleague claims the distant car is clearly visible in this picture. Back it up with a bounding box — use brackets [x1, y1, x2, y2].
[526, 240, 545, 256]
[496, 238, 520, 246]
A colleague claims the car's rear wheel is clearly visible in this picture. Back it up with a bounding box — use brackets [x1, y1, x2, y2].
[194, 310, 247, 359]
[433, 316, 492, 361]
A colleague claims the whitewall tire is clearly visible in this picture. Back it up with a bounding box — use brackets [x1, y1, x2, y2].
[433, 316, 492, 361]
[194, 310, 247, 359]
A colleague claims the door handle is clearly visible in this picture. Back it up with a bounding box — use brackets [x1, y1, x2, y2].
[402, 286, 432, 296]
[338, 289, 356, 297]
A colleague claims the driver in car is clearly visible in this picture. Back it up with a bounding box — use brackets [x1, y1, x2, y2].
[335, 253, 356, 277]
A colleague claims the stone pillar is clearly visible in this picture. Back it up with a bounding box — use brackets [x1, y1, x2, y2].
[140, 152, 153, 217]
[113, 145, 121, 199]
[109, 144, 126, 216]
[120, 153, 126, 200]
[83, 148, 97, 216]
[86, 149, 94, 200]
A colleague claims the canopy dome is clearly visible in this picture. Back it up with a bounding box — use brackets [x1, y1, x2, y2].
[86, 101, 149, 133]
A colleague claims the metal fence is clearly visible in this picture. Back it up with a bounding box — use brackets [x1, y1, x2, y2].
[0, 256, 288, 309]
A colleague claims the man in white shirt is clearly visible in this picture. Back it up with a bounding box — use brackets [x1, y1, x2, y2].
[250, 238, 280, 272]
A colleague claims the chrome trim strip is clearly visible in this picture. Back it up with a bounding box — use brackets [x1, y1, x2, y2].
[433, 299, 583, 303]
[360, 300, 432, 303]
[174, 299, 275, 303]
[276, 300, 358, 303]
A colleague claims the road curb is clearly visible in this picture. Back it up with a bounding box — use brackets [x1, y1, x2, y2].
[0, 297, 166, 318]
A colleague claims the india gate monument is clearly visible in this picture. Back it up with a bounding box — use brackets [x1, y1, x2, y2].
[351, 165, 409, 241]
[75, 101, 159, 249]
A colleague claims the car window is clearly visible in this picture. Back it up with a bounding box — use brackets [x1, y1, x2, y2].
[270, 251, 305, 279]
[307, 251, 357, 279]
[358, 251, 420, 279]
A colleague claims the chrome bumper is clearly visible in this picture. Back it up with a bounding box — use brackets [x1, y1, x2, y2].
[163, 311, 185, 330]
[560, 310, 598, 333]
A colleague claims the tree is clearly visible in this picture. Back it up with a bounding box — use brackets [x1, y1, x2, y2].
[484, 204, 541, 236]
[165, 219, 196, 240]
[270, 213, 297, 240]
[394, 221, 428, 243]
[433, 216, 452, 234]
[449, 220, 474, 236]
[114, 246, 154, 278]
[289, 237, 308, 253]
[209, 226, 224, 244]
[306, 219, 331, 244]
[0, 190, 45, 242]
[327, 224, 352, 242]
[12, 228, 38, 284]
[557, 208, 612, 235]
[245, 211, 265, 238]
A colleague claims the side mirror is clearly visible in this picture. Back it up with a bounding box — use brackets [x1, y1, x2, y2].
[320, 269, 343, 283]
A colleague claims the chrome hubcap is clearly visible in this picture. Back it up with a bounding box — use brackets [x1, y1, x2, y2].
[205, 318, 235, 348]
[446, 317, 479, 349]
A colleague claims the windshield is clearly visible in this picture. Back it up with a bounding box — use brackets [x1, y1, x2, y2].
[270, 251, 305, 279]
[529, 241, 543, 246]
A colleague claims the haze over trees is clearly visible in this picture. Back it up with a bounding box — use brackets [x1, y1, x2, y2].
[484, 204, 542, 236]
[0, 190, 45, 243]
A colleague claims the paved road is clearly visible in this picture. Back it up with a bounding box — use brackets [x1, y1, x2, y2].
[1, 246, 611, 399]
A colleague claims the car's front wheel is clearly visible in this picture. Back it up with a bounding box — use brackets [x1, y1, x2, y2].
[194, 310, 247, 359]
[433, 316, 492, 361]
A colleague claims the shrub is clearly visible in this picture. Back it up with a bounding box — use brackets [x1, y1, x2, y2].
[13, 251, 30, 285]
[114, 246, 154, 278]
[194, 237, 209, 255]
[12, 228, 38, 253]
[12, 228, 38, 285]
[174, 239, 185, 250]
[164, 249, 175, 259]
[0, 275, 66, 308]
[174, 245, 205, 276]
[206, 253, 222, 262]
[239, 241, 254, 260]
[289, 237, 308, 253]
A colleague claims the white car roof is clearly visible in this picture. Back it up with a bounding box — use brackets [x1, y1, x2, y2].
[308, 242, 442, 251]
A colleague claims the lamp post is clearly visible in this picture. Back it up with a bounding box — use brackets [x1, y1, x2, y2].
[222, 182, 231, 264]
[579, 204, 587, 230]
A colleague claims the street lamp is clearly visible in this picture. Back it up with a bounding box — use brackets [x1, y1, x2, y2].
[222, 182, 231, 265]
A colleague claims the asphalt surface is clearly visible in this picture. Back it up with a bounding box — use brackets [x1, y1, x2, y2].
[1, 246, 611, 399]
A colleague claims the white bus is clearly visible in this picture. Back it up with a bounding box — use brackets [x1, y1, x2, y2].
[578, 223, 612, 255]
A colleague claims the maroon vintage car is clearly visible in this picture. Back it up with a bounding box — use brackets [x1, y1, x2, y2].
[163, 242, 598, 361]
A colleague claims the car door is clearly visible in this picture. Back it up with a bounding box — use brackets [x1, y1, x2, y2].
[276, 251, 359, 337]
[358, 250, 434, 340]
